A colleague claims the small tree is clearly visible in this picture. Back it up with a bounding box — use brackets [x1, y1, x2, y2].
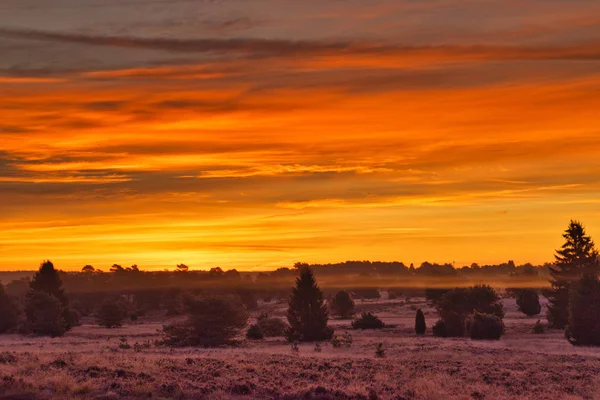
[547, 221, 599, 328]
[26, 261, 75, 334]
[0, 284, 19, 334]
[163, 296, 248, 347]
[96, 297, 127, 328]
[24, 291, 66, 337]
[566, 274, 600, 346]
[352, 312, 385, 329]
[286, 268, 333, 342]
[415, 309, 426, 335]
[516, 289, 541, 316]
[330, 290, 355, 319]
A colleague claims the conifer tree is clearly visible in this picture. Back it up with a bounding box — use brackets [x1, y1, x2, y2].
[286, 267, 333, 341]
[547, 221, 599, 328]
[566, 274, 600, 346]
[415, 308, 426, 335]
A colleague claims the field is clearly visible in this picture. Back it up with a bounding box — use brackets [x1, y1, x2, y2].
[1, 294, 599, 400]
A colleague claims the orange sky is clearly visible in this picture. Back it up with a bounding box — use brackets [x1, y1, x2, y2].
[1, 0, 600, 271]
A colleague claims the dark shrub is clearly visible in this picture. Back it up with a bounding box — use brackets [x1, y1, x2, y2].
[415, 309, 426, 335]
[425, 288, 451, 306]
[465, 311, 504, 340]
[246, 324, 263, 340]
[434, 285, 504, 337]
[163, 296, 248, 347]
[516, 289, 541, 316]
[533, 320, 546, 334]
[287, 268, 334, 342]
[352, 312, 384, 329]
[236, 289, 258, 311]
[0, 284, 19, 334]
[432, 311, 464, 337]
[566, 274, 600, 346]
[331, 332, 353, 348]
[375, 343, 385, 358]
[24, 291, 67, 337]
[330, 290, 355, 319]
[257, 315, 288, 337]
[96, 297, 127, 328]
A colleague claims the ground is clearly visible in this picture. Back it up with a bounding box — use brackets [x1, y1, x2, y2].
[1, 295, 599, 400]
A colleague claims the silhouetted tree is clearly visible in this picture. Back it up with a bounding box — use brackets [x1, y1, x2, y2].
[330, 290, 355, 319]
[25, 261, 76, 332]
[176, 264, 189, 272]
[96, 297, 127, 328]
[566, 274, 600, 346]
[110, 264, 124, 273]
[0, 284, 19, 334]
[516, 289, 541, 316]
[82, 265, 95, 273]
[286, 267, 333, 342]
[415, 309, 426, 335]
[547, 221, 599, 328]
[162, 296, 248, 347]
[25, 291, 66, 337]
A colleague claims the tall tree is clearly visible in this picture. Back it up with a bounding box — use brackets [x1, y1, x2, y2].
[286, 267, 333, 341]
[547, 221, 599, 328]
[566, 274, 600, 346]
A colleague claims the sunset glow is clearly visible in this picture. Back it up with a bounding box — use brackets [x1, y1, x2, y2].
[1, 0, 600, 270]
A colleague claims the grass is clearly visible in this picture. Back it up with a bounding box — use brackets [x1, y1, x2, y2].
[1, 296, 599, 399]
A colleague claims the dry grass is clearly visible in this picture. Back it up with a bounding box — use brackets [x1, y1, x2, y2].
[1, 296, 600, 399]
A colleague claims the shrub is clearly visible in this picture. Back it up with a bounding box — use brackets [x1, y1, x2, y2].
[96, 297, 127, 328]
[352, 312, 384, 329]
[24, 291, 67, 337]
[287, 268, 334, 342]
[375, 343, 385, 358]
[257, 316, 288, 337]
[331, 332, 353, 348]
[566, 274, 600, 346]
[432, 312, 464, 338]
[246, 324, 263, 340]
[533, 320, 546, 334]
[0, 284, 19, 334]
[434, 285, 504, 337]
[330, 291, 355, 319]
[516, 289, 541, 316]
[163, 296, 248, 347]
[465, 311, 504, 340]
[415, 309, 426, 335]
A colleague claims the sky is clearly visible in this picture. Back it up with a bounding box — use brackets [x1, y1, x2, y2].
[1, 0, 600, 271]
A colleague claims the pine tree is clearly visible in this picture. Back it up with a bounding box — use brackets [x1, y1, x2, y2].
[547, 221, 599, 328]
[0, 284, 19, 334]
[415, 308, 426, 334]
[566, 274, 600, 346]
[25, 260, 76, 334]
[286, 267, 333, 342]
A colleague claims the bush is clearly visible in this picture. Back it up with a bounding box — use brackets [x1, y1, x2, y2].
[330, 291, 355, 319]
[516, 289, 541, 316]
[163, 296, 248, 347]
[533, 320, 546, 334]
[257, 315, 288, 337]
[24, 291, 67, 337]
[96, 297, 127, 328]
[415, 309, 426, 335]
[0, 284, 19, 334]
[246, 324, 263, 340]
[434, 285, 504, 337]
[331, 332, 353, 348]
[432, 311, 465, 338]
[465, 311, 504, 340]
[566, 274, 600, 346]
[352, 312, 384, 329]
